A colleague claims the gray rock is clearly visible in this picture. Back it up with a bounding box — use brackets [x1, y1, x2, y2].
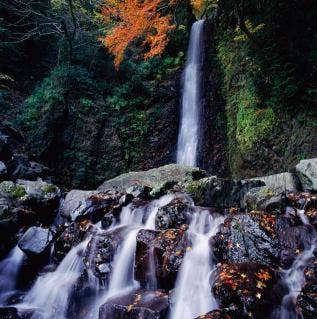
[244, 186, 284, 211]
[97, 164, 207, 194]
[251, 172, 299, 192]
[0, 161, 7, 177]
[60, 189, 95, 220]
[18, 226, 53, 256]
[296, 158, 317, 191]
[186, 177, 264, 208]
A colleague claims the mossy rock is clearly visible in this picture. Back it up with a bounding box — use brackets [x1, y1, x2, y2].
[0, 181, 26, 200]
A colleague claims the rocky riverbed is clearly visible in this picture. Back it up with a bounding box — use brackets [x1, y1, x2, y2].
[0, 159, 316, 319]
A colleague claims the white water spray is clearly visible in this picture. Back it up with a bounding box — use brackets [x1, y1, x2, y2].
[177, 20, 204, 167]
[19, 239, 89, 319]
[0, 245, 25, 304]
[170, 210, 224, 319]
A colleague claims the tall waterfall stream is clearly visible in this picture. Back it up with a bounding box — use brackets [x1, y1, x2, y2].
[176, 20, 204, 167]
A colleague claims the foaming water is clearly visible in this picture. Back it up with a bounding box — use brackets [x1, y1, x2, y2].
[177, 20, 204, 166]
[170, 210, 224, 319]
[0, 245, 25, 304]
[276, 244, 315, 319]
[88, 194, 176, 318]
[19, 239, 89, 319]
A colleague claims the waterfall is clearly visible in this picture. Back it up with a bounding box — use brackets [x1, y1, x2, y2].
[88, 194, 176, 318]
[273, 244, 315, 319]
[177, 20, 204, 167]
[0, 245, 25, 305]
[19, 239, 89, 319]
[170, 210, 224, 319]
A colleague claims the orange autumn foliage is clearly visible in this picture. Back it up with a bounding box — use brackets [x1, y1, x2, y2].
[100, 0, 179, 68]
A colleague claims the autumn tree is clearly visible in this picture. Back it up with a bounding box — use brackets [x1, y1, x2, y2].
[100, 0, 180, 68]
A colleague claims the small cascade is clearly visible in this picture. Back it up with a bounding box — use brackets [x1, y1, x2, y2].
[170, 210, 224, 319]
[0, 245, 25, 304]
[19, 239, 89, 319]
[177, 19, 205, 167]
[88, 194, 176, 317]
[276, 244, 315, 319]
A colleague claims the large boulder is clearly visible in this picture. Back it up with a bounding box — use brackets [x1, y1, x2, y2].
[69, 190, 126, 224]
[251, 172, 299, 192]
[53, 221, 91, 263]
[185, 177, 264, 208]
[155, 197, 192, 230]
[213, 211, 280, 267]
[244, 186, 285, 212]
[296, 158, 317, 192]
[83, 226, 125, 285]
[99, 290, 169, 319]
[18, 226, 53, 256]
[135, 228, 189, 290]
[0, 179, 61, 224]
[213, 211, 315, 269]
[213, 263, 286, 319]
[97, 164, 207, 195]
[60, 190, 95, 221]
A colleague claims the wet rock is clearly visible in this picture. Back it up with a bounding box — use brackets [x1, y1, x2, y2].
[70, 190, 124, 224]
[297, 282, 317, 318]
[286, 192, 317, 209]
[84, 227, 125, 284]
[60, 190, 95, 221]
[0, 194, 13, 220]
[194, 309, 232, 319]
[53, 221, 91, 263]
[306, 251, 317, 279]
[135, 227, 189, 290]
[0, 307, 43, 319]
[213, 263, 286, 319]
[0, 161, 7, 178]
[296, 158, 317, 192]
[251, 172, 299, 192]
[155, 198, 191, 230]
[213, 212, 280, 267]
[97, 164, 207, 195]
[186, 177, 264, 208]
[99, 290, 169, 319]
[18, 226, 53, 256]
[244, 186, 285, 212]
[278, 223, 315, 268]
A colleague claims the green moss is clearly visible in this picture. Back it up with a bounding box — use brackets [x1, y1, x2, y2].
[0, 181, 26, 199]
[41, 183, 57, 194]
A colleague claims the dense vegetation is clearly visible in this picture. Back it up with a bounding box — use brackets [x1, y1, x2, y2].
[0, 0, 316, 188]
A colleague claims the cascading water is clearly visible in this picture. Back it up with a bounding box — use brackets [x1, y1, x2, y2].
[169, 210, 224, 319]
[0, 245, 25, 304]
[88, 194, 177, 318]
[18, 239, 89, 319]
[273, 244, 315, 319]
[176, 20, 204, 167]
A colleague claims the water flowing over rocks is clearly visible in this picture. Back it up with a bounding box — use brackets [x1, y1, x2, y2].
[0, 160, 316, 319]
